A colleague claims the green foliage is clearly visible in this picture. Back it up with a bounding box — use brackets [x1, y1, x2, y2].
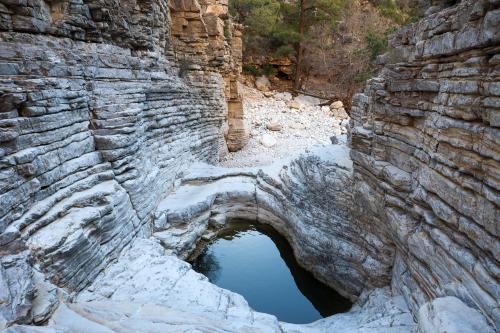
[308, 0, 344, 29]
[242, 64, 276, 76]
[274, 45, 295, 57]
[242, 64, 261, 75]
[230, 0, 346, 59]
[261, 64, 276, 76]
[371, 0, 420, 25]
[365, 30, 388, 62]
[230, 0, 280, 36]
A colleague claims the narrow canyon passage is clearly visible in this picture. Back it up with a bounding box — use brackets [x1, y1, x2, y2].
[190, 220, 352, 323]
[0, 0, 498, 332]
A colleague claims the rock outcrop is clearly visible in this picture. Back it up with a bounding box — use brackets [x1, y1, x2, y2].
[1, 146, 418, 333]
[350, 0, 499, 328]
[169, 0, 248, 152]
[0, 0, 246, 327]
[3, 240, 416, 333]
[150, 145, 376, 299]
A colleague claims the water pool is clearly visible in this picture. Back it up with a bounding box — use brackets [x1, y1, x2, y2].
[190, 221, 352, 324]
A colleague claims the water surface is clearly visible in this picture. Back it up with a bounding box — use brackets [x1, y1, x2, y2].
[191, 221, 352, 324]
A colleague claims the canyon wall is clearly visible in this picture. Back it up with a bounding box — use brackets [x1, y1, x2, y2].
[0, 0, 244, 326]
[350, 0, 499, 326]
[0, 0, 498, 331]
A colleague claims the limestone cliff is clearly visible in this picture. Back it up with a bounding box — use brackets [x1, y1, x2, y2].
[0, 0, 245, 326]
[350, 0, 499, 326]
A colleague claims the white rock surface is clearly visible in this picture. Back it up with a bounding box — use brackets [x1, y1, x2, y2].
[417, 297, 495, 333]
[153, 145, 392, 301]
[2, 238, 415, 333]
[77, 238, 281, 332]
[282, 288, 417, 333]
[260, 133, 278, 147]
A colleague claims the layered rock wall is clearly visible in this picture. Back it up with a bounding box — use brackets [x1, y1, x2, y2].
[0, 0, 244, 326]
[169, 0, 247, 151]
[350, 0, 499, 326]
[1, 0, 499, 331]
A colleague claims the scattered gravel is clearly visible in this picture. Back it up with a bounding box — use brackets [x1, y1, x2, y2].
[220, 84, 349, 167]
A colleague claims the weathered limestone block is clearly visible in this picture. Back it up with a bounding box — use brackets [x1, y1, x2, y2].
[349, 0, 499, 329]
[418, 297, 495, 333]
[0, 253, 34, 328]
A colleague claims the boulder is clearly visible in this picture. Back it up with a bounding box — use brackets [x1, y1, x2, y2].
[266, 122, 282, 131]
[260, 134, 277, 148]
[330, 100, 348, 119]
[287, 100, 301, 110]
[418, 297, 494, 333]
[275, 92, 292, 101]
[331, 107, 349, 120]
[255, 76, 271, 92]
[330, 100, 344, 109]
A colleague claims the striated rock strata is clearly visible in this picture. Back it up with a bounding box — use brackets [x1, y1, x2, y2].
[0, 0, 246, 327]
[350, 0, 500, 328]
[151, 145, 375, 299]
[0, 0, 498, 332]
[2, 146, 419, 333]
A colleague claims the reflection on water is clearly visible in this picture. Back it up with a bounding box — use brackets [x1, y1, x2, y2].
[190, 221, 352, 324]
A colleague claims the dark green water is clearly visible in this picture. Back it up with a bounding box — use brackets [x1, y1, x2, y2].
[190, 222, 352, 324]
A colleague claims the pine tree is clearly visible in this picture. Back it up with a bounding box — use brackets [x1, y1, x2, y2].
[230, 0, 345, 89]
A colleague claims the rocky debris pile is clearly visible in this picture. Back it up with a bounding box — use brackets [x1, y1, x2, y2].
[221, 84, 349, 167]
[329, 100, 349, 120]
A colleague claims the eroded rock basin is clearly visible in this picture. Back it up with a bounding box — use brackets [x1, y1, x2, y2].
[190, 221, 352, 323]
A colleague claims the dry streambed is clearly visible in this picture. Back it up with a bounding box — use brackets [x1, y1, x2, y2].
[221, 84, 350, 167]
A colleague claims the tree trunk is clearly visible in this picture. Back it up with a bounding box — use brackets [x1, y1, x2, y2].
[294, 0, 306, 90]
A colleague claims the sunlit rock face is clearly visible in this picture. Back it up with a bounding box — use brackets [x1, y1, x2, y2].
[350, 0, 499, 327]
